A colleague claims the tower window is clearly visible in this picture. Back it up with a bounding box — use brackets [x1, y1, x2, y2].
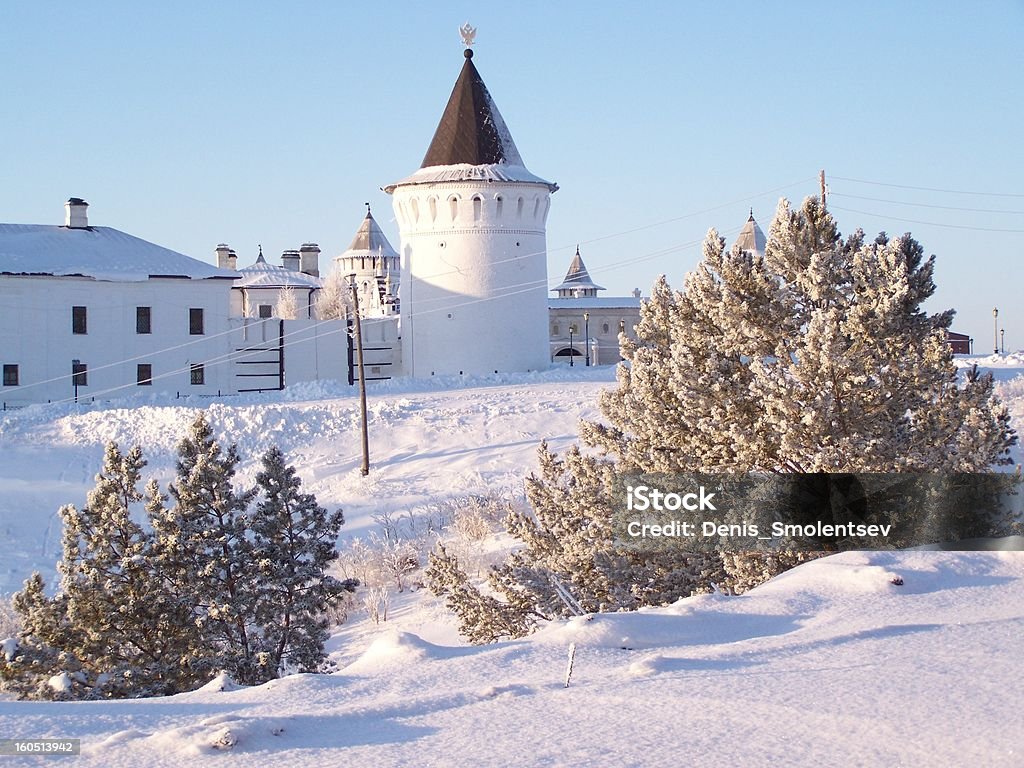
[517, 197, 524, 218]
[3, 364, 18, 386]
[533, 198, 541, 219]
[449, 196, 459, 222]
[137, 364, 152, 386]
[472, 195, 482, 222]
[136, 306, 152, 334]
[428, 197, 438, 222]
[189, 308, 204, 335]
[495, 196, 503, 218]
[410, 198, 420, 223]
[72, 306, 87, 334]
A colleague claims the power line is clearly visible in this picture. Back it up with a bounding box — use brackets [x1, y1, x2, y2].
[830, 191, 1024, 215]
[828, 205, 1024, 233]
[831, 175, 1024, 199]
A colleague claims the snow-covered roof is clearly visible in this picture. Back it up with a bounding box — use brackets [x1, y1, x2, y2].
[549, 297, 642, 310]
[235, 251, 323, 289]
[552, 247, 605, 293]
[734, 211, 767, 257]
[0, 224, 237, 282]
[339, 210, 398, 260]
[385, 50, 557, 193]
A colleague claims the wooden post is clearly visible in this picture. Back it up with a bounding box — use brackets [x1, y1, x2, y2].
[820, 169, 827, 209]
[350, 278, 370, 476]
[277, 319, 285, 390]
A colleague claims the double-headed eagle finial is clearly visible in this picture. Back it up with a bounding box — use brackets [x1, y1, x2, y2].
[459, 23, 477, 48]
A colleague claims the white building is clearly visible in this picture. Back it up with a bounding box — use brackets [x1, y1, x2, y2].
[385, 47, 557, 377]
[228, 246, 323, 320]
[0, 199, 238, 405]
[548, 247, 642, 366]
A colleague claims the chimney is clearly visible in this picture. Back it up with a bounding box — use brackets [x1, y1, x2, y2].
[282, 250, 301, 271]
[299, 243, 320, 277]
[228, 249, 237, 270]
[65, 198, 89, 228]
[216, 243, 234, 270]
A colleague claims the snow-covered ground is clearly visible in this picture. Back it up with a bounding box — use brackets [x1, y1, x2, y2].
[2, 549, 1021, 766]
[1, 357, 1023, 766]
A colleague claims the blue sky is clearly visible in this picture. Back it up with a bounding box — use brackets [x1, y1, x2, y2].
[2, 1, 1021, 349]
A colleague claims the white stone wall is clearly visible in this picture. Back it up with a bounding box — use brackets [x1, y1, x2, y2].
[391, 181, 551, 377]
[0, 275, 236, 405]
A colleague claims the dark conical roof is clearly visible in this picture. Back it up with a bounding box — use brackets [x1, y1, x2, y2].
[734, 211, 767, 257]
[343, 208, 398, 259]
[421, 50, 524, 168]
[552, 246, 605, 293]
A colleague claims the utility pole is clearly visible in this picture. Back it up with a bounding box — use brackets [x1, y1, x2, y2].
[350, 276, 370, 476]
[820, 169, 827, 209]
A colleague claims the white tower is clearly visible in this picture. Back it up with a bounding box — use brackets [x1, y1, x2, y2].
[333, 206, 401, 317]
[385, 42, 558, 377]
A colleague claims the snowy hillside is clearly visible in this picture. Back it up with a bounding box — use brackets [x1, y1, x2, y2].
[1, 359, 1023, 765]
[0, 367, 612, 595]
[1, 549, 1021, 766]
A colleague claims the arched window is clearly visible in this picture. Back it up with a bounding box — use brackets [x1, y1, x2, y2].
[533, 197, 541, 219]
[495, 195, 504, 218]
[472, 195, 482, 222]
[449, 195, 459, 221]
[602, 323, 610, 334]
[410, 198, 420, 223]
[517, 197, 524, 219]
[428, 196, 438, 222]
[552, 323, 560, 335]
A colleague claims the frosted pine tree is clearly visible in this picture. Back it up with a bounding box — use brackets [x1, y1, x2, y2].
[152, 414, 260, 684]
[585, 198, 1015, 473]
[249, 446, 353, 679]
[1, 444, 203, 698]
[432, 197, 1016, 641]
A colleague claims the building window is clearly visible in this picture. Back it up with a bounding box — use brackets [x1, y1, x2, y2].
[570, 323, 579, 334]
[136, 306, 152, 334]
[552, 323, 560, 335]
[190, 363, 205, 385]
[189, 308, 204, 335]
[258, 305, 273, 319]
[72, 306, 87, 334]
[137, 364, 152, 386]
[72, 362, 88, 386]
[3, 364, 18, 386]
[602, 323, 610, 334]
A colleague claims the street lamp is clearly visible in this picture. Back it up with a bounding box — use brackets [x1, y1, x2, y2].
[993, 307, 999, 354]
[568, 325, 574, 367]
[1001, 328, 1005, 354]
[584, 312, 590, 367]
